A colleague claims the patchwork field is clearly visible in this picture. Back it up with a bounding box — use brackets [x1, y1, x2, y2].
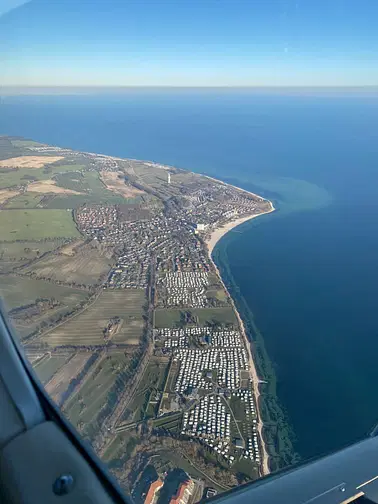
[21, 243, 113, 285]
[28, 179, 83, 195]
[0, 275, 89, 338]
[0, 275, 88, 311]
[42, 171, 136, 209]
[0, 209, 80, 240]
[0, 163, 86, 190]
[0, 239, 64, 271]
[34, 354, 69, 383]
[120, 359, 169, 423]
[4, 193, 44, 209]
[102, 431, 137, 466]
[45, 352, 93, 404]
[0, 156, 65, 168]
[101, 171, 145, 198]
[40, 289, 147, 347]
[0, 189, 20, 204]
[10, 140, 45, 148]
[63, 351, 133, 434]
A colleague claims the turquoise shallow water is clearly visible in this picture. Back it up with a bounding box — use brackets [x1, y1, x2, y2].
[1, 90, 378, 463]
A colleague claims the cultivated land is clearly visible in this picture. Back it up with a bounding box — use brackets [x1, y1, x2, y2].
[63, 351, 135, 437]
[40, 289, 146, 347]
[45, 352, 93, 404]
[34, 354, 69, 384]
[0, 275, 89, 339]
[0, 209, 80, 240]
[21, 242, 113, 286]
[0, 155, 65, 168]
[0, 135, 276, 497]
[0, 239, 65, 272]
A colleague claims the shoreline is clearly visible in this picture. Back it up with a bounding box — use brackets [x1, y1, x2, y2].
[205, 196, 275, 477]
[207, 203, 275, 255]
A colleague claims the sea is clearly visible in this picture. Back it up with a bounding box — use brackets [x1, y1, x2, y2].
[1, 89, 378, 465]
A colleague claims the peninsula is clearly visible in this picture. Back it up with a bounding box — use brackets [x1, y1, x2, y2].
[0, 135, 275, 496]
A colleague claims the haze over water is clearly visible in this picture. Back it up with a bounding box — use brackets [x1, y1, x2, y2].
[1, 89, 378, 462]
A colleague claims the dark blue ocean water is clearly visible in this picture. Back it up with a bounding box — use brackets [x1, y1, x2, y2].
[1, 90, 378, 461]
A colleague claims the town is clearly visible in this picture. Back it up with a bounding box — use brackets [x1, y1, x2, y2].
[0, 137, 273, 502]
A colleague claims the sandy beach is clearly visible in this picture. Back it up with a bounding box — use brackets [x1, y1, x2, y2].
[207, 200, 275, 255]
[206, 197, 275, 477]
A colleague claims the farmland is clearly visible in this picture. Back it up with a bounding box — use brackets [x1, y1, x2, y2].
[21, 242, 113, 286]
[0, 209, 80, 240]
[45, 352, 93, 404]
[0, 239, 64, 271]
[28, 179, 83, 195]
[0, 156, 65, 169]
[102, 431, 139, 467]
[4, 192, 44, 209]
[0, 163, 86, 191]
[10, 139, 45, 148]
[101, 171, 145, 198]
[0, 275, 89, 338]
[44, 171, 136, 209]
[41, 289, 147, 347]
[0, 137, 271, 491]
[34, 354, 69, 383]
[0, 275, 88, 311]
[0, 189, 20, 204]
[119, 359, 169, 423]
[63, 351, 134, 437]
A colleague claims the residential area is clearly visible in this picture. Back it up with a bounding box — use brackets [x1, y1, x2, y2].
[0, 137, 272, 502]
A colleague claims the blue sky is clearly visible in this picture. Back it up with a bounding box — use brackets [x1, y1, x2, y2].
[1, 0, 378, 87]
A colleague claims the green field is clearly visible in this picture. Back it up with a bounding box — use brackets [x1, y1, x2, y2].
[0, 163, 84, 190]
[4, 192, 44, 209]
[153, 413, 182, 434]
[0, 275, 89, 338]
[0, 275, 88, 311]
[0, 239, 64, 271]
[231, 458, 259, 480]
[22, 243, 113, 286]
[33, 354, 68, 383]
[153, 449, 227, 493]
[55, 172, 90, 192]
[120, 360, 169, 423]
[44, 171, 133, 209]
[63, 351, 132, 432]
[10, 140, 44, 148]
[41, 289, 147, 347]
[154, 307, 238, 328]
[0, 168, 46, 188]
[229, 396, 250, 422]
[206, 288, 229, 304]
[50, 164, 86, 173]
[0, 137, 32, 161]
[102, 431, 140, 468]
[0, 209, 80, 240]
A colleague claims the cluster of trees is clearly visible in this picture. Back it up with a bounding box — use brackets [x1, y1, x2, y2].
[9, 297, 60, 322]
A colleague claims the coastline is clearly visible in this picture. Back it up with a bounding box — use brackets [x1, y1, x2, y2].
[207, 203, 275, 255]
[205, 197, 275, 477]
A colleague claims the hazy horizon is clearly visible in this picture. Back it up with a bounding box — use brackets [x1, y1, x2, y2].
[1, 0, 378, 87]
[2, 85, 378, 97]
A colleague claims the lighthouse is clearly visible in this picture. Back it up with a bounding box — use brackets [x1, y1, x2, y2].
[168, 173, 171, 184]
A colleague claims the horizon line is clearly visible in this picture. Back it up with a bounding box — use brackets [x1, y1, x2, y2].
[1, 85, 378, 96]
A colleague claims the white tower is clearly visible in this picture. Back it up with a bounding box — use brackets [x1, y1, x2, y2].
[168, 173, 171, 184]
